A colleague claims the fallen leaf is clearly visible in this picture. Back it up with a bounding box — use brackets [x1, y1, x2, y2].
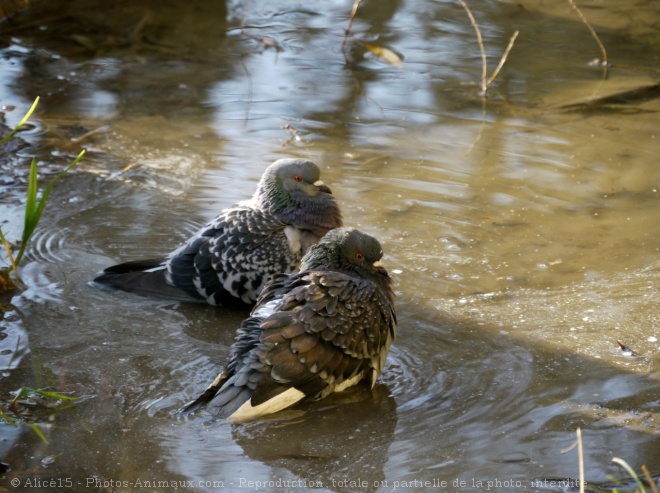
[364, 42, 403, 68]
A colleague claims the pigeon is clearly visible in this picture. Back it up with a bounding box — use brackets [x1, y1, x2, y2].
[183, 227, 397, 422]
[92, 158, 343, 306]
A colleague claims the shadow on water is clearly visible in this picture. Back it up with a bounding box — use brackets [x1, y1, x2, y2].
[0, 0, 659, 491]
[1, 275, 658, 492]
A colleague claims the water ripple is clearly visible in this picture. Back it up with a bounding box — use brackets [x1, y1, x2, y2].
[26, 227, 71, 263]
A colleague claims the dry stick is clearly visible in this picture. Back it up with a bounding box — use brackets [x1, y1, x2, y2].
[577, 428, 585, 493]
[567, 0, 608, 65]
[67, 125, 110, 146]
[459, 2, 519, 154]
[342, 0, 362, 65]
[5, 335, 21, 372]
[459, 1, 519, 96]
[0, 234, 19, 286]
[458, 0, 488, 154]
[458, 0, 487, 94]
[486, 30, 519, 87]
[232, 0, 254, 128]
[642, 465, 660, 493]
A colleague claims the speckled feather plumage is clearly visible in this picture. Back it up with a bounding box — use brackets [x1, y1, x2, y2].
[92, 159, 342, 306]
[183, 227, 397, 421]
[166, 206, 300, 305]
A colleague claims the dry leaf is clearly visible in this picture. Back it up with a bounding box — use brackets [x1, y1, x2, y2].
[364, 42, 403, 68]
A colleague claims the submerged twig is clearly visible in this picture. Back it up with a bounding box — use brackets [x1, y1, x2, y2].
[5, 335, 21, 372]
[67, 125, 110, 146]
[342, 0, 362, 65]
[281, 124, 302, 143]
[240, 57, 253, 126]
[567, 0, 608, 66]
[237, 0, 282, 53]
[240, 0, 253, 31]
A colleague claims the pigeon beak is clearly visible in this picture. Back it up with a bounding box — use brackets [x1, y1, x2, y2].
[314, 180, 333, 195]
[373, 260, 389, 275]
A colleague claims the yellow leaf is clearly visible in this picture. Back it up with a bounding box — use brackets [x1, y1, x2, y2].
[364, 43, 403, 68]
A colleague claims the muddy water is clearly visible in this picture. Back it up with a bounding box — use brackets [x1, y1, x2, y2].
[0, 0, 659, 491]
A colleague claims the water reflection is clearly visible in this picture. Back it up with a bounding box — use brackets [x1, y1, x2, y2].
[231, 385, 397, 493]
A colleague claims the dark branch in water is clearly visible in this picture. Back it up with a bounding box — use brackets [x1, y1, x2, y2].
[342, 0, 362, 65]
[560, 83, 660, 111]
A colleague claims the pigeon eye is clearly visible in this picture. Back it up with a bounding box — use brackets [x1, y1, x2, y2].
[294, 175, 303, 182]
[355, 253, 364, 261]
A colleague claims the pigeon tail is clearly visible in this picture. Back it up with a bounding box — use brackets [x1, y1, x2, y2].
[91, 259, 204, 303]
[228, 387, 305, 422]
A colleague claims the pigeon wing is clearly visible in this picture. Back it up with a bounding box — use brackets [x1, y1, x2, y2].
[228, 270, 396, 421]
[167, 206, 300, 305]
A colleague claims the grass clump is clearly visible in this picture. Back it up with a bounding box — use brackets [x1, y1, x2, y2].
[0, 97, 85, 292]
[0, 387, 81, 444]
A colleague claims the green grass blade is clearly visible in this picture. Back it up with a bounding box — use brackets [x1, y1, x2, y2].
[0, 408, 17, 427]
[9, 386, 29, 406]
[14, 150, 85, 266]
[612, 457, 646, 493]
[32, 150, 85, 225]
[14, 159, 40, 266]
[13, 386, 80, 402]
[26, 423, 49, 444]
[0, 408, 49, 443]
[0, 97, 40, 145]
[31, 388, 80, 401]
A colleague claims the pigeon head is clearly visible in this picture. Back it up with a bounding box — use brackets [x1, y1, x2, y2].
[255, 158, 342, 237]
[301, 227, 392, 286]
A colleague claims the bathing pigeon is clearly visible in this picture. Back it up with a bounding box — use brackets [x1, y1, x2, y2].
[183, 227, 397, 422]
[92, 159, 343, 306]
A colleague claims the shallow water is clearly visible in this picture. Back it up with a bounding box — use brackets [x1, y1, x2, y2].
[0, 0, 659, 491]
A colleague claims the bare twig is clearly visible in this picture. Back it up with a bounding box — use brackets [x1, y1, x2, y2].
[67, 125, 110, 146]
[459, 1, 518, 97]
[486, 29, 519, 86]
[577, 428, 585, 493]
[642, 464, 660, 493]
[567, 0, 608, 66]
[342, 0, 362, 65]
[5, 335, 21, 371]
[282, 124, 302, 142]
[0, 229, 20, 286]
[239, 57, 253, 126]
[238, 0, 282, 53]
[458, 0, 487, 94]
[240, 0, 253, 32]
